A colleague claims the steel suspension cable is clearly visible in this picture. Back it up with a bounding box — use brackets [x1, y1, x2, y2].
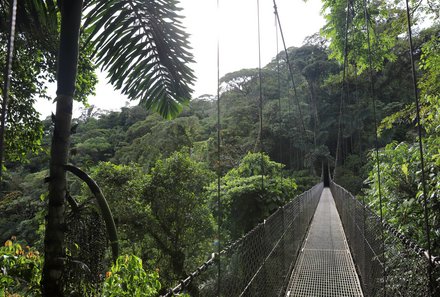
[361, 0, 387, 293]
[272, 3, 296, 175]
[216, 0, 222, 295]
[0, 0, 17, 184]
[271, 0, 303, 252]
[272, 10, 286, 193]
[404, 0, 434, 294]
[257, 0, 264, 191]
[272, 0, 306, 134]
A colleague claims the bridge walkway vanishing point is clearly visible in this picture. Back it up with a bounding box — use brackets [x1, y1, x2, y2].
[162, 182, 438, 297]
[285, 188, 364, 297]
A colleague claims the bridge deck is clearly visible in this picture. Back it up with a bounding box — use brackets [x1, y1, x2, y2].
[285, 188, 363, 297]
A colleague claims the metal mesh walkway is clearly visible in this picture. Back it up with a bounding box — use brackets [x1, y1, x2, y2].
[285, 188, 363, 297]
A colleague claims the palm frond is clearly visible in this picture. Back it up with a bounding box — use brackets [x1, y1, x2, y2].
[84, 0, 195, 119]
[0, 0, 58, 50]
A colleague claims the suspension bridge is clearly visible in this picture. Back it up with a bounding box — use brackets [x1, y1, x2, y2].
[161, 176, 439, 296]
[2, 0, 436, 295]
[155, 0, 440, 295]
[62, 0, 440, 295]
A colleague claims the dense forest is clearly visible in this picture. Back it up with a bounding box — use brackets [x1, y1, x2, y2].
[0, 0, 439, 296]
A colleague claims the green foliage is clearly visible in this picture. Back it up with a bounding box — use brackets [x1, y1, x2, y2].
[0, 13, 97, 164]
[88, 162, 147, 254]
[0, 244, 163, 297]
[0, 170, 47, 245]
[210, 152, 297, 239]
[6, 11, 439, 291]
[87, 153, 215, 291]
[365, 140, 440, 254]
[0, 34, 47, 163]
[321, 0, 404, 72]
[226, 152, 284, 178]
[75, 37, 98, 104]
[114, 116, 199, 166]
[419, 34, 440, 101]
[74, 136, 113, 165]
[333, 154, 365, 194]
[142, 151, 215, 285]
[220, 68, 262, 95]
[0, 238, 42, 297]
[378, 28, 440, 137]
[360, 26, 440, 256]
[102, 255, 160, 297]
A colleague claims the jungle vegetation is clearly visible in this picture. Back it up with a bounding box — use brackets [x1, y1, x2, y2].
[0, 0, 439, 295]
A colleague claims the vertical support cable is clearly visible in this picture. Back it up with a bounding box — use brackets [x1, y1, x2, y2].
[353, 57, 369, 291]
[361, 0, 386, 294]
[275, 13, 283, 168]
[216, 1, 222, 295]
[404, 1, 433, 294]
[334, 0, 351, 179]
[257, 0, 264, 191]
[0, 0, 17, 184]
[354, 63, 364, 164]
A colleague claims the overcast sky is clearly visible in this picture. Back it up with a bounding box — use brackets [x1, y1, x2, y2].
[36, 0, 325, 118]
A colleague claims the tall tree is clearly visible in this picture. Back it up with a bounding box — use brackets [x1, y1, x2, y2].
[42, 1, 84, 294]
[142, 151, 215, 291]
[209, 152, 298, 239]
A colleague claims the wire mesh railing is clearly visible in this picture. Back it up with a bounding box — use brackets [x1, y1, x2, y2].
[330, 181, 440, 297]
[64, 205, 109, 295]
[161, 182, 324, 297]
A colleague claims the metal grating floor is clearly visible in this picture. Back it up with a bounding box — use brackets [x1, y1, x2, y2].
[285, 188, 363, 297]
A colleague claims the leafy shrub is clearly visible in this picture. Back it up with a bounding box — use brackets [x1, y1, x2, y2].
[0, 241, 165, 297]
[102, 255, 161, 297]
[0, 238, 42, 297]
[209, 152, 298, 239]
[365, 140, 440, 255]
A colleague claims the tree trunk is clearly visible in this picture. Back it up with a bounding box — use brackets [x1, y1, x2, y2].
[42, 1, 83, 295]
[171, 250, 200, 296]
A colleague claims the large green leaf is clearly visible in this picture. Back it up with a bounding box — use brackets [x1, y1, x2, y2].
[84, 0, 195, 119]
[0, 0, 58, 52]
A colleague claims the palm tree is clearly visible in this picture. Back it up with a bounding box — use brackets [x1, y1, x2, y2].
[3, 0, 194, 295]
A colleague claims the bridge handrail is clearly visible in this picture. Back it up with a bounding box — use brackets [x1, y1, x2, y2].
[330, 181, 439, 296]
[161, 182, 324, 297]
[331, 181, 439, 266]
[160, 219, 266, 297]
